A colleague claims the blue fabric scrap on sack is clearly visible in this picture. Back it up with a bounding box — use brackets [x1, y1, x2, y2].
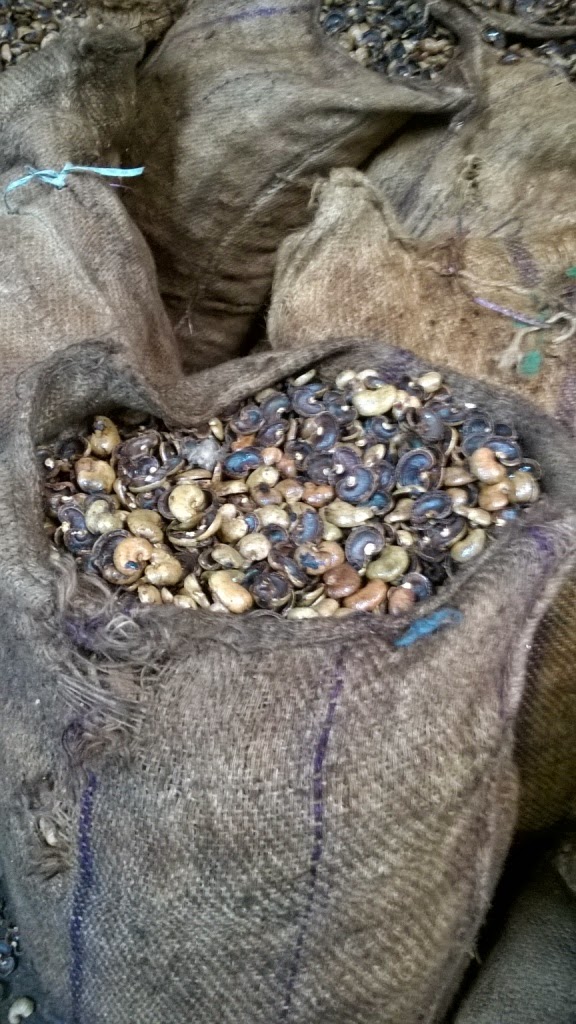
[394, 607, 463, 648]
[4, 163, 144, 198]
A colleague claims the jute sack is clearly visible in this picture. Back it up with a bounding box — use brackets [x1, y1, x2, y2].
[366, 28, 576, 421]
[0, 24, 180, 394]
[1, 20, 576, 1024]
[84, 0, 183, 42]
[3, 337, 576, 1024]
[269, 49, 576, 423]
[514, 578, 576, 831]
[122, 0, 472, 372]
[268, 143, 573, 419]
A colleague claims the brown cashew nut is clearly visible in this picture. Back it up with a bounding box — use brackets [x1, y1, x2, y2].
[89, 416, 121, 457]
[126, 509, 164, 544]
[113, 536, 153, 576]
[469, 447, 506, 484]
[137, 583, 163, 605]
[75, 457, 116, 494]
[168, 483, 207, 522]
[85, 499, 125, 535]
[144, 551, 184, 586]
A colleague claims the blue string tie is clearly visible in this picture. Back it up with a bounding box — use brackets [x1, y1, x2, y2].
[393, 607, 463, 648]
[4, 162, 145, 197]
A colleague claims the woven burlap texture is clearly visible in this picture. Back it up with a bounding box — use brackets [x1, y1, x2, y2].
[85, 0, 184, 42]
[122, 0, 472, 372]
[269, 150, 576, 423]
[0, 16, 575, 1024]
[1, 335, 575, 1023]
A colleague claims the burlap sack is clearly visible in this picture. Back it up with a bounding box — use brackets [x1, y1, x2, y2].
[85, 0, 184, 42]
[268, 1, 576, 418]
[122, 0, 472, 373]
[514, 579, 576, 831]
[3, 336, 576, 1024]
[269, 117, 576, 425]
[1, 20, 575, 1024]
[0, 24, 180, 396]
[366, 35, 576, 421]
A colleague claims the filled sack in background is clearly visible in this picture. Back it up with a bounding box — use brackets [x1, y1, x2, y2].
[122, 0, 472, 371]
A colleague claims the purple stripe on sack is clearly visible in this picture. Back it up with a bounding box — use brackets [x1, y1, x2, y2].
[70, 772, 98, 1024]
[555, 366, 576, 433]
[378, 348, 414, 377]
[472, 295, 543, 327]
[505, 237, 542, 288]
[280, 654, 345, 1021]
[189, 3, 313, 31]
[64, 614, 107, 652]
[527, 525, 556, 570]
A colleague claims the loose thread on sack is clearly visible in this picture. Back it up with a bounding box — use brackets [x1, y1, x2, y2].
[472, 295, 544, 328]
[498, 311, 576, 374]
[4, 163, 144, 207]
[422, 252, 574, 377]
[394, 608, 463, 648]
[468, 294, 575, 375]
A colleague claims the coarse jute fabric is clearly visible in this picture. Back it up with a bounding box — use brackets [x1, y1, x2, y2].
[365, 47, 576, 421]
[514, 580, 576, 832]
[268, 9, 576, 422]
[0, 26, 180, 396]
[85, 0, 184, 42]
[0, 17, 575, 1024]
[122, 0, 473, 373]
[265, 9, 571, 416]
[269, 169, 576, 833]
[2, 337, 576, 1024]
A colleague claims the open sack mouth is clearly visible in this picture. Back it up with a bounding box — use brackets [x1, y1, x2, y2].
[39, 362, 541, 621]
[319, 0, 456, 79]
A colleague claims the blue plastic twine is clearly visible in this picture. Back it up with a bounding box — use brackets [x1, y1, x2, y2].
[4, 162, 144, 197]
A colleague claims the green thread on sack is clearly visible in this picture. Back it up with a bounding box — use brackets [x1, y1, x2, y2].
[518, 350, 543, 376]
